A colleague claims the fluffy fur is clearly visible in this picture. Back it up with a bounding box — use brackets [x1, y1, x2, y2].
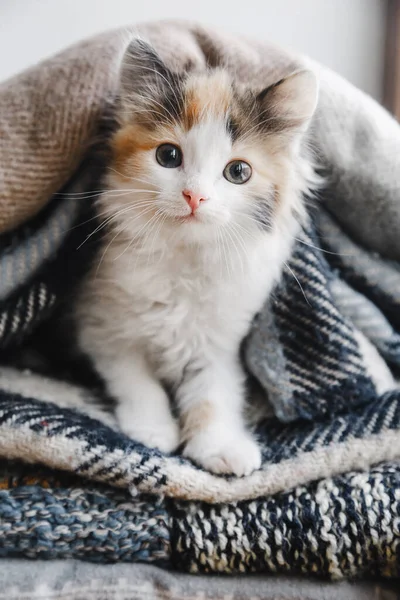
[75, 38, 318, 476]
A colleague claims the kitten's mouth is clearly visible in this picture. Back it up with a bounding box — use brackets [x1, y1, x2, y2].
[177, 213, 198, 223]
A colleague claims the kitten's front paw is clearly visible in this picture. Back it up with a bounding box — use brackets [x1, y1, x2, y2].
[183, 431, 261, 477]
[121, 423, 179, 452]
[119, 418, 180, 454]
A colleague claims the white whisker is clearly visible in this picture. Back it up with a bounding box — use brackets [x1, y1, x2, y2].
[284, 261, 310, 306]
[223, 223, 245, 276]
[77, 201, 156, 249]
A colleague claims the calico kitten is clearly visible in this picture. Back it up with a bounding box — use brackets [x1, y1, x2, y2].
[75, 39, 318, 476]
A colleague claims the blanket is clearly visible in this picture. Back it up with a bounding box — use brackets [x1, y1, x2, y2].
[2, 561, 397, 600]
[0, 561, 398, 600]
[1, 21, 400, 580]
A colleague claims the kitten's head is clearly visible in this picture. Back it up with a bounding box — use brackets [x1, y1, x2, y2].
[106, 38, 318, 246]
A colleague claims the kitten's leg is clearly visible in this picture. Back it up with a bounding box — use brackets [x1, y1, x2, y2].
[178, 357, 261, 476]
[99, 353, 179, 453]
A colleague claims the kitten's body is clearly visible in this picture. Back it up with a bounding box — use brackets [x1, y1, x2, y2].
[75, 39, 318, 476]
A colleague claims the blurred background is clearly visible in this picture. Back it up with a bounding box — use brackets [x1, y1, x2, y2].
[0, 0, 397, 109]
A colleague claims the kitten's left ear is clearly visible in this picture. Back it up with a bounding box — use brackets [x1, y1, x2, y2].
[118, 37, 176, 108]
[257, 70, 319, 136]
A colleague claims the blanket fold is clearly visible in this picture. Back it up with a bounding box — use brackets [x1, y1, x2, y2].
[1, 20, 400, 580]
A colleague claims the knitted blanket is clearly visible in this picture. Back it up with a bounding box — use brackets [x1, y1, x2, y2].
[1, 21, 400, 581]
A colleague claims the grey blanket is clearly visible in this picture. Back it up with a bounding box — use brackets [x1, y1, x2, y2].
[0, 21, 400, 581]
[0, 561, 397, 600]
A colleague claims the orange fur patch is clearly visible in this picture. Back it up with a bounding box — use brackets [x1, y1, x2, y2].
[111, 122, 179, 178]
[182, 73, 231, 130]
[111, 124, 155, 175]
[181, 400, 214, 441]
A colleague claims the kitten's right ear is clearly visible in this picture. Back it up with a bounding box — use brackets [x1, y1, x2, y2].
[257, 70, 319, 137]
[119, 38, 174, 107]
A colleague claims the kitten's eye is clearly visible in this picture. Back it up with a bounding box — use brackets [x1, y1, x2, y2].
[223, 160, 252, 184]
[156, 144, 182, 168]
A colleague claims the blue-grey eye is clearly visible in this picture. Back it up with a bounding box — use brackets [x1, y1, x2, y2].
[156, 144, 182, 168]
[223, 160, 252, 184]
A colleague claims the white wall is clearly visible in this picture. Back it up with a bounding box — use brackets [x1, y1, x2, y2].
[0, 0, 386, 100]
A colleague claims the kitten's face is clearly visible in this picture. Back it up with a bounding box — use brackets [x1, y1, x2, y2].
[107, 40, 318, 246]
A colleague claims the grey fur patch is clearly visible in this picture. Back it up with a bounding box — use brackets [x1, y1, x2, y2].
[252, 195, 275, 231]
[119, 38, 185, 127]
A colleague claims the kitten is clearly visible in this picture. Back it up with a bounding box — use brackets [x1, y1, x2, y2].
[75, 39, 318, 476]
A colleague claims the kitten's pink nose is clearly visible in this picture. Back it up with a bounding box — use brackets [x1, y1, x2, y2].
[182, 189, 206, 213]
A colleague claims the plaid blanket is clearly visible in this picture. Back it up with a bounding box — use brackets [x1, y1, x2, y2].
[1, 21, 400, 581]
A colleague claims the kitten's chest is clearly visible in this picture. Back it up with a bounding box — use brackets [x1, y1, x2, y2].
[118, 251, 264, 346]
[128, 258, 230, 320]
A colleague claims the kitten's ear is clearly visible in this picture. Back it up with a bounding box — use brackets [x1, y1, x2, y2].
[257, 70, 318, 136]
[119, 38, 174, 106]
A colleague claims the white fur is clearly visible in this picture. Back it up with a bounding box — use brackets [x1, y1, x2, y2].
[75, 81, 316, 475]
